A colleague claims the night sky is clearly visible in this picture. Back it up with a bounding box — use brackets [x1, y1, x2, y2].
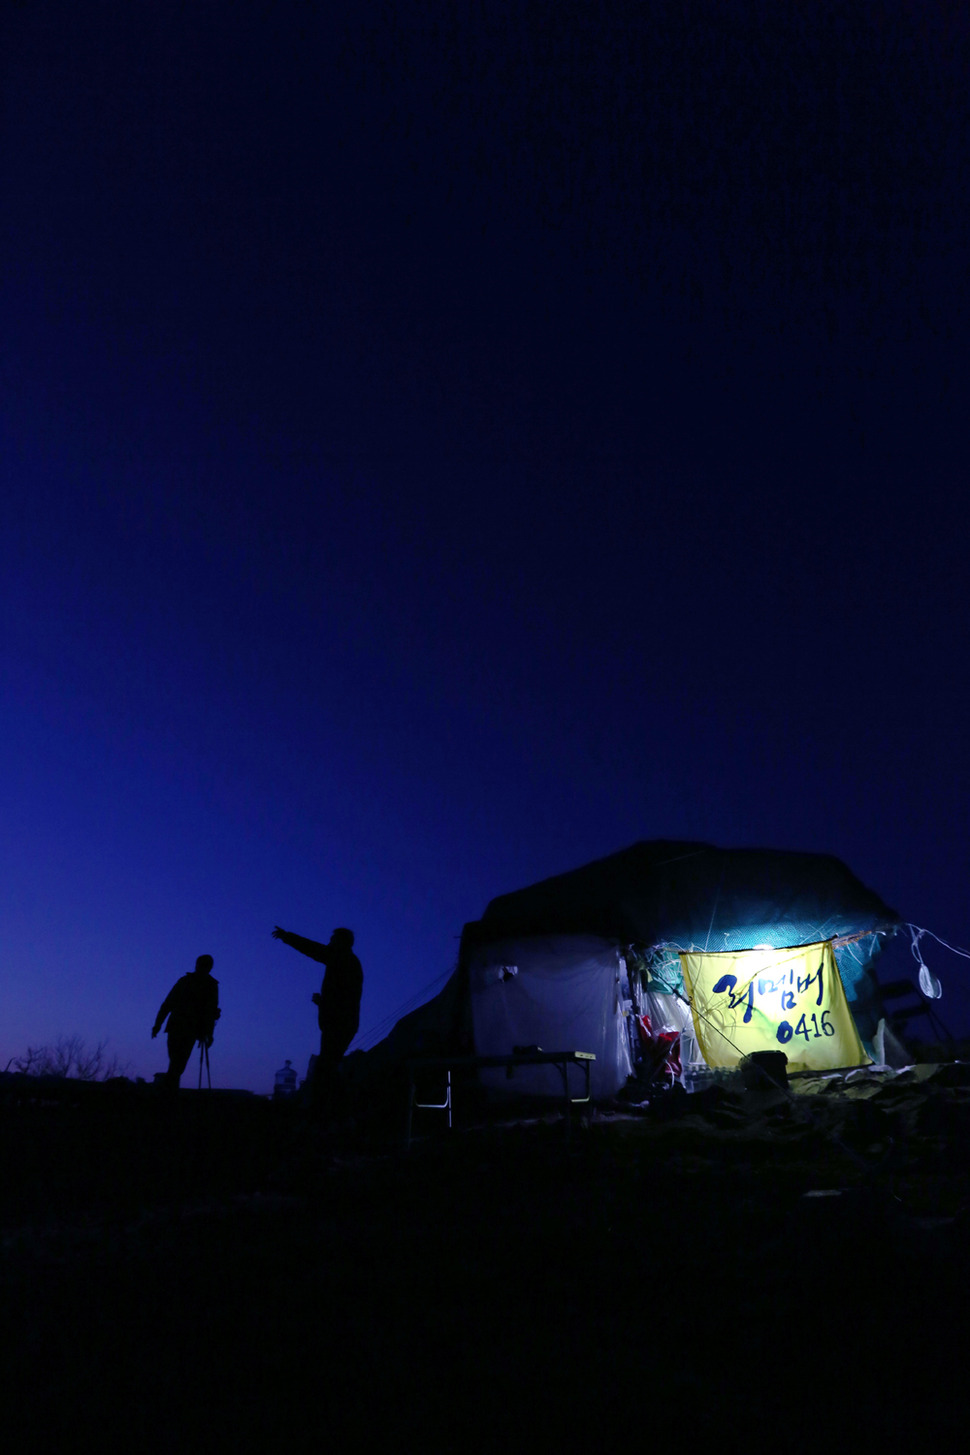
[3, 2, 969, 1091]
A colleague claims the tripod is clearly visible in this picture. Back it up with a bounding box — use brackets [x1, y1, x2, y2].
[197, 1038, 212, 1089]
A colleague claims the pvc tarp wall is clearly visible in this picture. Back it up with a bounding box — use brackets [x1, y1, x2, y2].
[468, 934, 633, 1100]
[464, 842, 900, 1047]
[680, 941, 869, 1072]
[471, 843, 899, 953]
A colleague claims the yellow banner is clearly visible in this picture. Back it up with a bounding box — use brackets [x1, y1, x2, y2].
[679, 941, 869, 1072]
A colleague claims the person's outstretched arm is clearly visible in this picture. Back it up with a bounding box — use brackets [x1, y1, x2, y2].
[151, 987, 175, 1038]
[271, 927, 328, 964]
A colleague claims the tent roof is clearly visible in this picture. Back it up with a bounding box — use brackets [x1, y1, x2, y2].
[461, 841, 900, 955]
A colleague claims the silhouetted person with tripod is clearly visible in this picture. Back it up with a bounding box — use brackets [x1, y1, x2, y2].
[271, 926, 363, 1112]
[152, 954, 221, 1090]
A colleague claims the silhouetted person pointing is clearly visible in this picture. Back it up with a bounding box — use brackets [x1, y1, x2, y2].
[272, 926, 363, 1107]
[152, 954, 221, 1090]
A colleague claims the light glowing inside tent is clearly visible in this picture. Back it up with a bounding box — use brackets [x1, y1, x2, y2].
[680, 940, 869, 1072]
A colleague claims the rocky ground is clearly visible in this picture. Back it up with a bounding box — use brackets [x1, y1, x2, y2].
[2, 1064, 969, 1448]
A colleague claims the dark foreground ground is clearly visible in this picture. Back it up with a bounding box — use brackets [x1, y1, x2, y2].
[2, 1065, 969, 1449]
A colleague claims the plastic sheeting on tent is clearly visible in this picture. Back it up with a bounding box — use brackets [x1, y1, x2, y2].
[359, 842, 901, 1098]
[462, 841, 900, 1047]
[468, 934, 634, 1100]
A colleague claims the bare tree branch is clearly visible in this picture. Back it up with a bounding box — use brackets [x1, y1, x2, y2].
[9, 1037, 131, 1081]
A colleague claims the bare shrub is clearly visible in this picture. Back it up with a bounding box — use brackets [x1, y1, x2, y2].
[6, 1035, 131, 1081]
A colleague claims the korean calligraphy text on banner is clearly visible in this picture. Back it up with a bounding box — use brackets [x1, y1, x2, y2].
[679, 940, 869, 1072]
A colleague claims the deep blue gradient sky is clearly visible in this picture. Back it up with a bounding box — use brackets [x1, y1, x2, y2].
[3, 3, 969, 1090]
